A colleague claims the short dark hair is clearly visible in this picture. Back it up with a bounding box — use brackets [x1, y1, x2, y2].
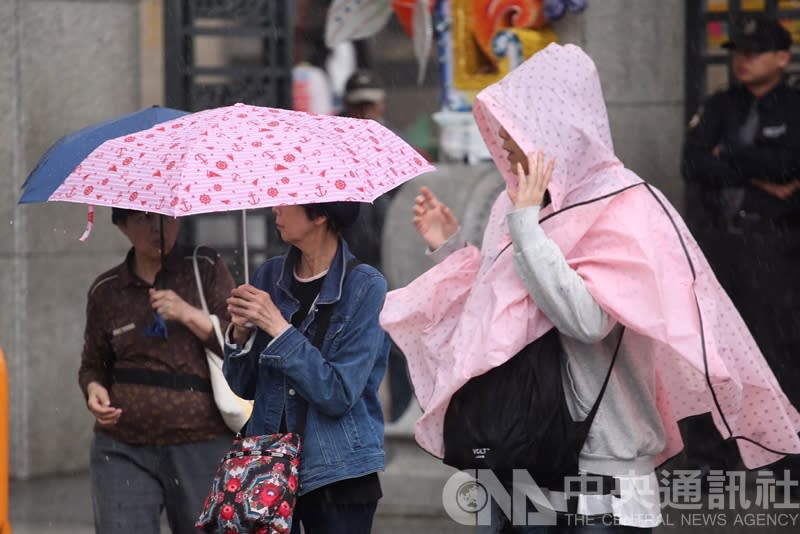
[111, 207, 136, 225]
[303, 202, 360, 234]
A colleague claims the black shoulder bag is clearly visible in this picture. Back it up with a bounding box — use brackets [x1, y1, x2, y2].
[443, 325, 624, 490]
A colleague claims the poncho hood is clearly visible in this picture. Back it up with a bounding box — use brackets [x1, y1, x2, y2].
[473, 43, 640, 210]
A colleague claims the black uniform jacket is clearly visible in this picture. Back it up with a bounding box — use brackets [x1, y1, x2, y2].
[681, 82, 800, 223]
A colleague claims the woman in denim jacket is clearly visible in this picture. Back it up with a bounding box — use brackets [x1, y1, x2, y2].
[224, 201, 390, 534]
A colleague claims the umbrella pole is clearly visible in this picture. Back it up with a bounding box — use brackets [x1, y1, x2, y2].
[159, 215, 166, 289]
[242, 209, 249, 283]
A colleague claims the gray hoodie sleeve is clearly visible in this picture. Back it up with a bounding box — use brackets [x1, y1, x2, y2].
[427, 228, 467, 264]
[506, 206, 612, 343]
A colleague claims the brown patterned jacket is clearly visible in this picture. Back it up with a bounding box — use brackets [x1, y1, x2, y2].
[78, 244, 235, 444]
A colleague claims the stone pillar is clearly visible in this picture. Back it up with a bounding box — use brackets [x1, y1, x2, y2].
[140, 0, 165, 106]
[0, 0, 140, 478]
[554, 0, 687, 207]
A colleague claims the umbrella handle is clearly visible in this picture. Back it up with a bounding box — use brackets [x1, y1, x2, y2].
[159, 215, 166, 289]
[242, 209, 254, 329]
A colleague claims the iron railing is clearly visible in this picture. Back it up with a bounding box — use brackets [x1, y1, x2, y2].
[163, 0, 294, 282]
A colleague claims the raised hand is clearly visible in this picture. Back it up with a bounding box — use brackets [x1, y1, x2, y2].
[413, 186, 459, 250]
[507, 150, 555, 209]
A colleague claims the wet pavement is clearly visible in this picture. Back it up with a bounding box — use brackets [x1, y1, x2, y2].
[8, 439, 800, 533]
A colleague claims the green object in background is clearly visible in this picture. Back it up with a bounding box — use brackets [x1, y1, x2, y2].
[404, 113, 438, 161]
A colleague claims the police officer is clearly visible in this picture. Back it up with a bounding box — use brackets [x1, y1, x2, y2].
[681, 13, 800, 480]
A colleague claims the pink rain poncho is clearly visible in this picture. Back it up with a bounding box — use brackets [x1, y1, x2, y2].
[379, 43, 800, 468]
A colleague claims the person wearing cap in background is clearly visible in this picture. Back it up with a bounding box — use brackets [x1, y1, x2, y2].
[78, 208, 236, 533]
[224, 202, 390, 533]
[681, 13, 800, 483]
[340, 69, 394, 272]
[342, 69, 388, 122]
[341, 69, 415, 424]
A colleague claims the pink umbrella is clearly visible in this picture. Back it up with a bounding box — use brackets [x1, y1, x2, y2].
[52, 103, 433, 215]
[50, 103, 435, 278]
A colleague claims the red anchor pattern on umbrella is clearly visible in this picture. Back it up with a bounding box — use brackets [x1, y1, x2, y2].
[49, 103, 435, 216]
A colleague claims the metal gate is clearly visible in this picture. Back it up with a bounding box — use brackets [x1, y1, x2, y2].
[163, 0, 294, 282]
[685, 0, 800, 123]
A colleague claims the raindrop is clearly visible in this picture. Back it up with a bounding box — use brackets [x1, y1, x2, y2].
[174, 478, 180, 486]
[9, 220, 13, 225]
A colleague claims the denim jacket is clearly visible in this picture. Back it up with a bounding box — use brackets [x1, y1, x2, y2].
[223, 240, 390, 494]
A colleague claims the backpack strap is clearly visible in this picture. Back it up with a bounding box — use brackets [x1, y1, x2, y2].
[494, 239, 623, 430]
[582, 326, 625, 428]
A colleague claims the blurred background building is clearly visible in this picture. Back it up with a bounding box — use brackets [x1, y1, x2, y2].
[2, 0, 799, 487]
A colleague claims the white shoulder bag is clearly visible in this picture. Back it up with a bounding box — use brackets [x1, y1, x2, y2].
[192, 246, 253, 433]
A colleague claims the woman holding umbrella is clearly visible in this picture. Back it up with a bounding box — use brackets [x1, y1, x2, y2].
[225, 202, 390, 534]
[78, 208, 236, 534]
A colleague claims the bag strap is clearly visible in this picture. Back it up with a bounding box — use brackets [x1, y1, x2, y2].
[293, 257, 362, 434]
[493, 241, 623, 429]
[113, 367, 212, 393]
[192, 245, 225, 352]
[581, 326, 625, 428]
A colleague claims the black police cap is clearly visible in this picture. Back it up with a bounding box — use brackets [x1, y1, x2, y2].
[722, 14, 792, 53]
